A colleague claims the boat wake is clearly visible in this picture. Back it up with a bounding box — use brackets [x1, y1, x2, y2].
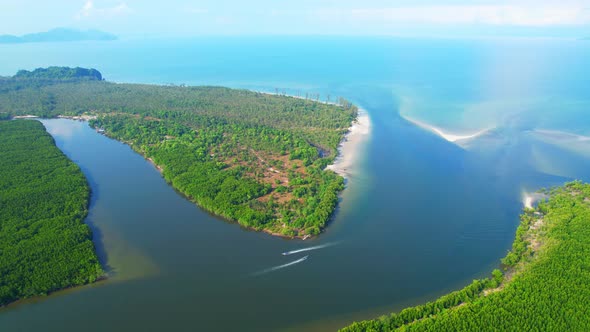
[251, 256, 309, 276]
[281, 242, 339, 256]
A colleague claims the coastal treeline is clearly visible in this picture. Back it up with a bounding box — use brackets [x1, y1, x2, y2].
[0, 120, 103, 306]
[342, 181, 590, 331]
[0, 67, 357, 237]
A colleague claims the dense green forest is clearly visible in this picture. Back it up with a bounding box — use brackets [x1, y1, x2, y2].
[0, 120, 103, 306]
[13, 67, 103, 81]
[0, 67, 357, 237]
[342, 181, 590, 331]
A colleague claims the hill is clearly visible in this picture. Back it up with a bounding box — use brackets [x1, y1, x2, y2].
[0, 28, 117, 44]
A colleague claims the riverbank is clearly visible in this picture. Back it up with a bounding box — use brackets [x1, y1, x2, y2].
[342, 181, 590, 331]
[11, 114, 97, 121]
[57, 114, 97, 121]
[146, 157, 163, 172]
[326, 108, 371, 179]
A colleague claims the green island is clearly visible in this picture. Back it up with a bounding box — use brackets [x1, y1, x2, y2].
[0, 67, 357, 238]
[342, 181, 590, 331]
[0, 120, 103, 306]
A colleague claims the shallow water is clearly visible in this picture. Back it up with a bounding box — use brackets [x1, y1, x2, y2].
[1, 37, 589, 331]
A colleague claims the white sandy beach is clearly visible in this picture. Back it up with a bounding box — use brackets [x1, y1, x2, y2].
[401, 114, 494, 144]
[325, 108, 371, 178]
[522, 192, 548, 209]
[523, 195, 534, 209]
[255, 89, 372, 179]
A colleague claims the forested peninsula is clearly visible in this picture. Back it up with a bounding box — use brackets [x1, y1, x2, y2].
[0, 67, 357, 238]
[0, 120, 103, 306]
[342, 181, 590, 331]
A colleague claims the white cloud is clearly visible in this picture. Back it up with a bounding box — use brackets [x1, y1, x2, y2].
[313, 5, 590, 26]
[76, 0, 132, 20]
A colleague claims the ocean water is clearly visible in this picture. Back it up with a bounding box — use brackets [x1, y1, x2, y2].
[0, 37, 589, 331]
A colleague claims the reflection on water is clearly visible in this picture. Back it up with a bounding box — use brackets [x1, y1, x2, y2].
[44, 118, 85, 138]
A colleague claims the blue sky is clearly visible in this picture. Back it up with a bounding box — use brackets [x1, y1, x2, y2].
[1, 0, 589, 38]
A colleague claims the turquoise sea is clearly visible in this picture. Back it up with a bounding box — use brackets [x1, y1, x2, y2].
[0, 37, 589, 331]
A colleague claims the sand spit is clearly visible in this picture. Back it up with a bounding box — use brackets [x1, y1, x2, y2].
[529, 129, 590, 159]
[532, 129, 590, 142]
[402, 115, 494, 144]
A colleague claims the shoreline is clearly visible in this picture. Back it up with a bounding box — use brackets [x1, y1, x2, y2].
[325, 108, 371, 179]
[146, 157, 163, 172]
[341, 190, 552, 331]
[342, 182, 590, 331]
[0, 275, 108, 310]
[57, 114, 97, 121]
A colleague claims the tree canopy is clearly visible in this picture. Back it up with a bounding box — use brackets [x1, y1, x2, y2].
[0, 120, 103, 306]
[14, 66, 103, 81]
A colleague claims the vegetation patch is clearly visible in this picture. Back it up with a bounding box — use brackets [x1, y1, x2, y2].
[0, 120, 103, 306]
[0, 67, 357, 238]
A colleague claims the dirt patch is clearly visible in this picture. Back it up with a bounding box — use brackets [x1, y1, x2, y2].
[483, 267, 516, 296]
[212, 142, 310, 209]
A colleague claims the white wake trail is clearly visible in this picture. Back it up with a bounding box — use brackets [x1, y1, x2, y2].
[281, 242, 339, 256]
[251, 256, 309, 276]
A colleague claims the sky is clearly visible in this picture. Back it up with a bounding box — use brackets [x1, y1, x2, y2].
[1, 0, 589, 38]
